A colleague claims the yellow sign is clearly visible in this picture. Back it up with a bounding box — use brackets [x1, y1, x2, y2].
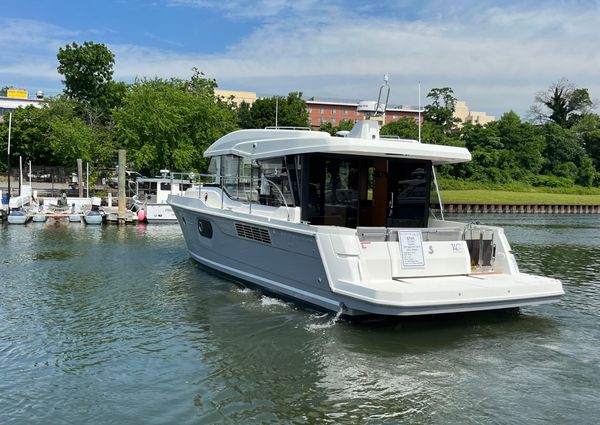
[7, 88, 28, 99]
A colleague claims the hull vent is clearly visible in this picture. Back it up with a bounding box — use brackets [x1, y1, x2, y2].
[235, 223, 272, 244]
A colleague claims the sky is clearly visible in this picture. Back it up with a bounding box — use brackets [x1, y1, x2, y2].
[1, 0, 599, 118]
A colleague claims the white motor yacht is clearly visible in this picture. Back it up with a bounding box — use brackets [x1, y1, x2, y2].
[133, 171, 198, 223]
[168, 89, 563, 317]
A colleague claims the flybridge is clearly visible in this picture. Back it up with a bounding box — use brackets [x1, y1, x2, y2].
[203, 126, 471, 164]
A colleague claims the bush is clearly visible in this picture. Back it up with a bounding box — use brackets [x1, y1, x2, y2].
[524, 174, 573, 188]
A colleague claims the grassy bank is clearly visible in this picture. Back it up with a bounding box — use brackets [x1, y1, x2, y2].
[440, 190, 600, 205]
[436, 178, 600, 205]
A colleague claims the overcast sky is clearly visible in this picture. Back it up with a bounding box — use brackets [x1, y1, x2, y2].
[1, 0, 599, 118]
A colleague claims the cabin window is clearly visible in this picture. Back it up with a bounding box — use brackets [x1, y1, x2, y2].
[256, 157, 295, 207]
[304, 155, 359, 228]
[160, 182, 171, 191]
[302, 155, 431, 229]
[216, 154, 296, 207]
[386, 160, 431, 228]
[221, 155, 256, 202]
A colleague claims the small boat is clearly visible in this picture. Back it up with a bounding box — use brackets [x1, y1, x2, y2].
[32, 213, 48, 222]
[168, 81, 564, 317]
[68, 214, 82, 222]
[83, 197, 104, 225]
[133, 170, 198, 223]
[7, 209, 31, 225]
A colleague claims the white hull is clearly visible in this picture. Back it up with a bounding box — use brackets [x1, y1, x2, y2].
[83, 213, 103, 225]
[169, 191, 564, 317]
[32, 214, 48, 222]
[144, 203, 177, 222]
[7, 215, 31, 225]
[168, 112, 564, 317]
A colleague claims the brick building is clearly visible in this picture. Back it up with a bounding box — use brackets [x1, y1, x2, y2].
[305, 97, 422, 130]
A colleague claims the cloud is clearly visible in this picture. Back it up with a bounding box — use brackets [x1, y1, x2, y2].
[113, 2, 600, 115]
[2, 1, 599, 117]
[167, 0, 347, 20]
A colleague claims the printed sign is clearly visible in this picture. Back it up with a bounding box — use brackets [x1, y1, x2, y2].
[7, 88, 28, 99]
[399, 231, 425, 268]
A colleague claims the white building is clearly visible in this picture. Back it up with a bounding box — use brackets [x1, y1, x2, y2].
[454, 100, 495, 126]
[0, 88, 46, 121]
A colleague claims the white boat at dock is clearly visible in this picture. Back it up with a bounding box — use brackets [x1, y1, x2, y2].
[82, 197, 104, 225]
[7, 209, 32, 225]
[133, 171, 198, 223]
[168, 82, 564, 317]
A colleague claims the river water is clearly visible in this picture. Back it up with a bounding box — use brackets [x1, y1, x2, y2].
[0, 215, 598, 424]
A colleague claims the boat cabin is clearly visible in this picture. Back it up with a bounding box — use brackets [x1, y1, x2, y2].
[206, 148, 451, 230]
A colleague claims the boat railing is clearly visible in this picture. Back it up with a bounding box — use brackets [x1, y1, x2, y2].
[264, 126, 311, 131]
[214, 175, 292, 221]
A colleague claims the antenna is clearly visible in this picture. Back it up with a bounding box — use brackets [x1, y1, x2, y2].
[374, 74, 390, 118]
[358, 75, 391, 120]
[275, 96, 279, 128]
[418, 82, 422, 143]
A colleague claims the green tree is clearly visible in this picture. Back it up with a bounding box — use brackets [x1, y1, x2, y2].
[496, 111, 545, 175]
[529, 78, 594, 127]
[542, 123, 592, 185]
[237, 101, 253, 129]
[571, 113, 600, 169]
[243, 92, 309, 129]
[424, 87, 460, 132]
[319, 122, 335, 135]
[57, 41, 123, 124]
[319, 119, 356, 135]
[113, 73, 238, 175]
[0, 105, 52, 167]
[381, 117, 419, 139]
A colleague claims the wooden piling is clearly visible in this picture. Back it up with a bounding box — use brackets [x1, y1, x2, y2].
[118, 150, 126, 225]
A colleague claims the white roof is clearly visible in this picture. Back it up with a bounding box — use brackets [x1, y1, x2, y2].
[204, 128, 471, 165]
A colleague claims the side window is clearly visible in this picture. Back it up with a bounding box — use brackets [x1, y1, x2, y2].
[257, 157, 294, 207]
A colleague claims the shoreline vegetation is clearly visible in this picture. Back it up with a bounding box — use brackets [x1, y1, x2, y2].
[2, 42, 599, 199]
[438, 178, 600, 205]
[440, 190, 600, 205]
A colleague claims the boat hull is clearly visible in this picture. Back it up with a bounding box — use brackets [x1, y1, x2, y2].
[7, 214, 31, 225]
[83, 213, 103, 225]
[171, 197, 563, 317]
[141, 203, 178, 223]
[32, 214, 48, 222]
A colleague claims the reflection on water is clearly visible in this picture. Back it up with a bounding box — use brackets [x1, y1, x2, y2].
[1, 217, 599, 424]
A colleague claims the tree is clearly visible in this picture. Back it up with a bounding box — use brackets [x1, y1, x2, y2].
[237, 101, 253, 129]
[571, 113, 600, 169]
[113, 73, 238, 175]
[424, 87, 460, 132]
[529, 78, 594, 127]
[319, 119, 355, 135]
[57, 41, 122, 124]
[0, 105, 52, 166]
[242, 92, 310, 129]
[381, 117, 419, 139]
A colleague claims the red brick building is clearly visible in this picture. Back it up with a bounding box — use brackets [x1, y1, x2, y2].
[305, 97, 422, 130]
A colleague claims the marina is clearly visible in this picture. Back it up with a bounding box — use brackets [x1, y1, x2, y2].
[0, 215, 598, 423]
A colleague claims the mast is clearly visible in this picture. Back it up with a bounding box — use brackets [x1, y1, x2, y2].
[418, 82, 422, 143]
[6, 112, 11, 202]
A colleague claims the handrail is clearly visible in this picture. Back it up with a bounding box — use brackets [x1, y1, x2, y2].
[217, 175, 292, 221]
[264, 126, 311, 131]
[261, 177, 291, 221]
